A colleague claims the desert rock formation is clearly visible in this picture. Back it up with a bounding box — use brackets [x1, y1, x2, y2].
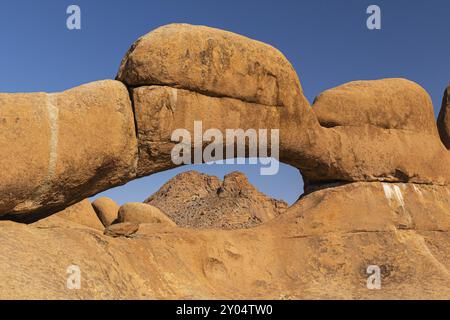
[313, 78, 438, 134]
[0, 23, 449, 299]
[145, 171, 287, 229]
[0, 80, 137, 218]
[438, 85, 450, 149]
[117, 202, 176, 226]
[0, 182, 449, 299]
[104, 222, 140, 238]
[0, 24, 449, 218]
[92, 197, 120, 227]
[41, 199, 104, 230]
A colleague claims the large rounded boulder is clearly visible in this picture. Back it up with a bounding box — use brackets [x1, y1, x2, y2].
[313, 78, 438, 134]
[116, 23, 308, 109]
[117, 202, 176, 226]
[0, 80, 138, 218]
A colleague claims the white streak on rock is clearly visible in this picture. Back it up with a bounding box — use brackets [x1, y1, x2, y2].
[169, 88, 178, 111]
[46, 94, 59, 181]
[37, 93, 59, 201]
[382, 183, 405, 208]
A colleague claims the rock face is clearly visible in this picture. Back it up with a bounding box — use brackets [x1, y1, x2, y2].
[1, 24, 450, 218]
[308, 78, 450, 187]
[438, 85, 450, 149]
[145, 171, 287, 229]
[0, 182, 450, 299]
[1, 23, 450, 299]
[117, 23, 307, 109]
[92, 197, 120, 227]
[40, 199, 104, 230]
[0, 80, 137, 218]
[104, 222, 139, 238]
[124, 24, 450, 188]
[313, 78, 438, 134]
[117, 202, 175, 226]
[132, 86, 283, 177]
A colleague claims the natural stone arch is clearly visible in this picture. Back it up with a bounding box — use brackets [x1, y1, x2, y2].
[118, 24, 450, 185]
[1, 23, 449, 220]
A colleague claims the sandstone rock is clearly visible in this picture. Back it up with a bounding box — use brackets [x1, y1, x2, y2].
[92, 197, 120, 227]
[0, 80, 138, 218]
[132, 84, 450, 188]
[1, 181, 450, 299]
[51, 199, 103, 230]
[438, 85, 450, 149]
[304, 78, 450, 186]
[121, 26, 449, 188]
[1, 24, 450, 222]
[117, 203, 176, 226]
[2, 22, 450, 300]
[117, 23, 308, 110]
[132, 85, 284, 177]
[313, 78, 438, 134]
[274, 182, 450, 236]
[145, 171, 288, 229]
[104, 222, 139, 238]
[307, 124, 450, 186]
[117, 24, 334, 183]
[118, 24, 450, 189]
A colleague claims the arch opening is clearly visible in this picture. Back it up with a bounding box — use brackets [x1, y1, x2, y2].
[90, 157, 304, 229]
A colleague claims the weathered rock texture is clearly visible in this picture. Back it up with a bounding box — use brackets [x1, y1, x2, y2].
[145, 171, 287, 229]
[117, 202, 175, 226]
[117, 23, 307, 109]
[92, 197, 120, 227]
[1, 182, 450, 299]
[49, 199, 104, 230]
[124, 24, 450, 187]
[438, 85, 450, 149]
[313, 78, 438, 134]
[132, 85, 283, 177]
[1, 23, 450, 300]
[0, 80, 137, 218]
[1, 24, 449, 218]
[104, 222, 139, 238]
[310, 79, 450, 186]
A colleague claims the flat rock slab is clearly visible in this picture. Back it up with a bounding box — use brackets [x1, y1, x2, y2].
[104, 222, 140, 238]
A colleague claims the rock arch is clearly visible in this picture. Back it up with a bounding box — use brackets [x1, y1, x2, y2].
[0, 23, 449, 219]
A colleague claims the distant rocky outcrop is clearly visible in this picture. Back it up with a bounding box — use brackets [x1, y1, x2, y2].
[144, 171, 287, 229]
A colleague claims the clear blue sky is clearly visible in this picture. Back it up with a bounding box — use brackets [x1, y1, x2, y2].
[1, 0, 449, 205]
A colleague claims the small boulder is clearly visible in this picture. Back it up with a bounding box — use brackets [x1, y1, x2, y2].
[312, 78, 438, 134]
[117, 202, 176, 226]
[145, 171, 288, 229]
[92, 197, 120, 227]
[53, 199, 103, 230]
[104, 222, 139, 238]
